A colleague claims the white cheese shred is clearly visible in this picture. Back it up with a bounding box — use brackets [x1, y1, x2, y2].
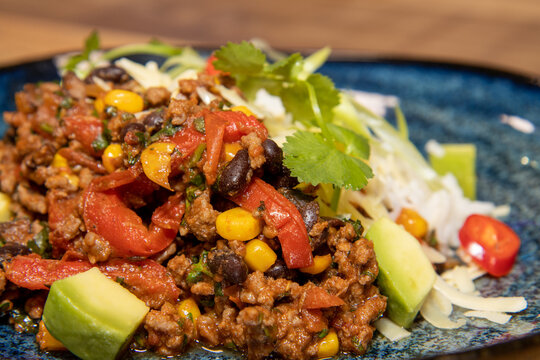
[420, 290, 466, 329]
[374, 318, 411, 341]
[463, 310, 512, 324]
[433, 276, 527, 313]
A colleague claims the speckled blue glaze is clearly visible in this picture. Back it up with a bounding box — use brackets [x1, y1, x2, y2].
[0, 57, 538, 360]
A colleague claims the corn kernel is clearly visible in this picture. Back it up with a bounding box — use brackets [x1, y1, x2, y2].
[94, 97, 105, 114]
[300, 254, 332, 275]
[395, 207, 428, 239]
[244, 239, 277, 272]
[51, 153, 68, 168]
[317, 329, 339, 358]
[0, 192, 12, 223]
[60, 172, 79, 189]
[216, 207, 261, 241]
[36, 321, 66, 351]
[104, 89, 144, 113]
[102, 143, 124, 173]
[231, 105, 255, 117]
[177, 298, 201, 324]
[141, 142, 176, 190]
[223, 142, 243, 162]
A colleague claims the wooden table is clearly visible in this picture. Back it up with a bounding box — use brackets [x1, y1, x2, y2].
[0, 0, 539, 359]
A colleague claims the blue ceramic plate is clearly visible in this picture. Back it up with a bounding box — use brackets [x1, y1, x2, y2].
[0, 56, 539, 359]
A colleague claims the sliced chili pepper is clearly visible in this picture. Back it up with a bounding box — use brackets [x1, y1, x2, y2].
[459, 214, 520, 277]
[231, 177, 313, 269]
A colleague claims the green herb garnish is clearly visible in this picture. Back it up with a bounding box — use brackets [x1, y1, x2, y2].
[27, 222, 51, 258]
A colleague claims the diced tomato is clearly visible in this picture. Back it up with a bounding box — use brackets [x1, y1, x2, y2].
[231, 177, 313, 269]
[204, 54, 226, 76]
[219, 110, 268, 142]
[303, 287, 345, 309]
[64, 115, 103, 155]
[169, 122, 206, 160]
[459, 214, 520, 277]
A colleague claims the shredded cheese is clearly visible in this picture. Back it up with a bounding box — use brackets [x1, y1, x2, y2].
[464, 311, 512, 324]
[374, 318, 411, 341]
[433, 276, 527, 313]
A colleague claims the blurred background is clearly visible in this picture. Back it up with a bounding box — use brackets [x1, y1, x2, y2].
[0, 0, 539, 77]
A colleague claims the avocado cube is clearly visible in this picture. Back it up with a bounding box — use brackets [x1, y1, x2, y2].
[43, 268, 149, 360]
[366, 217, 436, 328]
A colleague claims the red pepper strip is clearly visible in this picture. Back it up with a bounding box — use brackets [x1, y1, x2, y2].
[83, 183, 185, 257]
[4, 254, 92, 290]
[231, 178, 313, 269]
[203, 110, 227, 185]
[4, 255, 179, 306]
[459, 214, 520, 277]
[302, 287, 345, 309]
[219, 110, 268, 142]
[63, 115, 103, 156]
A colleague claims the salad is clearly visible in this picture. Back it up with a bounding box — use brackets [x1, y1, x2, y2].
[0, 33, 529, 360]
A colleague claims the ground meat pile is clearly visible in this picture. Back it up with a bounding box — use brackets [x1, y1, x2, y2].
[0, 61, 385, 359]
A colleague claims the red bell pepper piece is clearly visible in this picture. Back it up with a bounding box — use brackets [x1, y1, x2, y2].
[4, 255, 180, 306]
[202, 110, 227, 185]
[204, 54, 222, 76]
[459, 214, 520, 277]
[231, 177, 313, 269]
[83, 183, 185, 257]
[303, 287, 345, 309]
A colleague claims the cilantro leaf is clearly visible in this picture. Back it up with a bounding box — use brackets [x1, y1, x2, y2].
[283, 131, 373, 190]
[281, 73, 340, 127]
[64, 31, 100, 72]
[326, 123, 370, 159]
[213, 41, 266, 75]
[267, 53, 303, 80]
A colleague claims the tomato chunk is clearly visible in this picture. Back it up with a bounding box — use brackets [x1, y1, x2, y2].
[303, 287, 345, 309]
[459, 214, 520, 277]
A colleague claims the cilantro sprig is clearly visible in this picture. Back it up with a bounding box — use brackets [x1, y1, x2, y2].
[213, 42, 373, 191]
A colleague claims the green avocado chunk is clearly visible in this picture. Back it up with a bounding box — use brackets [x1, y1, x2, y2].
[429, 143, 476, 199]
[366, 217, 436, 328]
[42, 268, 149, 360]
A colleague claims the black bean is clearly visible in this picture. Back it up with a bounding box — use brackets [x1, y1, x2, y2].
[0, 242, 30, 264]
[280, 189, 319, 232]
[262, 139, 283, 175]
[217, 149, 251, 196]
[85, 65, 130, 84]
[143, 111, 165, 134]
[269, 166, 299, 189]
[120, 122, 145, 142]
[264, 259, 297, 280]
[207, 249, 248, 284]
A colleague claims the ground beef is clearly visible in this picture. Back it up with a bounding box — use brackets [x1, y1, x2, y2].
[144, 302, 194, 356]
[24, 293, 46, 319]
[241, 132, 266, 170]
[167, 98, 200, 125]
[0, 269, 6, 295]
[184, 190, 219, 242]
[167, 254, 192, 291]
[15, 185, 47, 214]
[81, 232, 111, 264]
[0, 218, 34, 245]
[145, 86, 171, 107]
